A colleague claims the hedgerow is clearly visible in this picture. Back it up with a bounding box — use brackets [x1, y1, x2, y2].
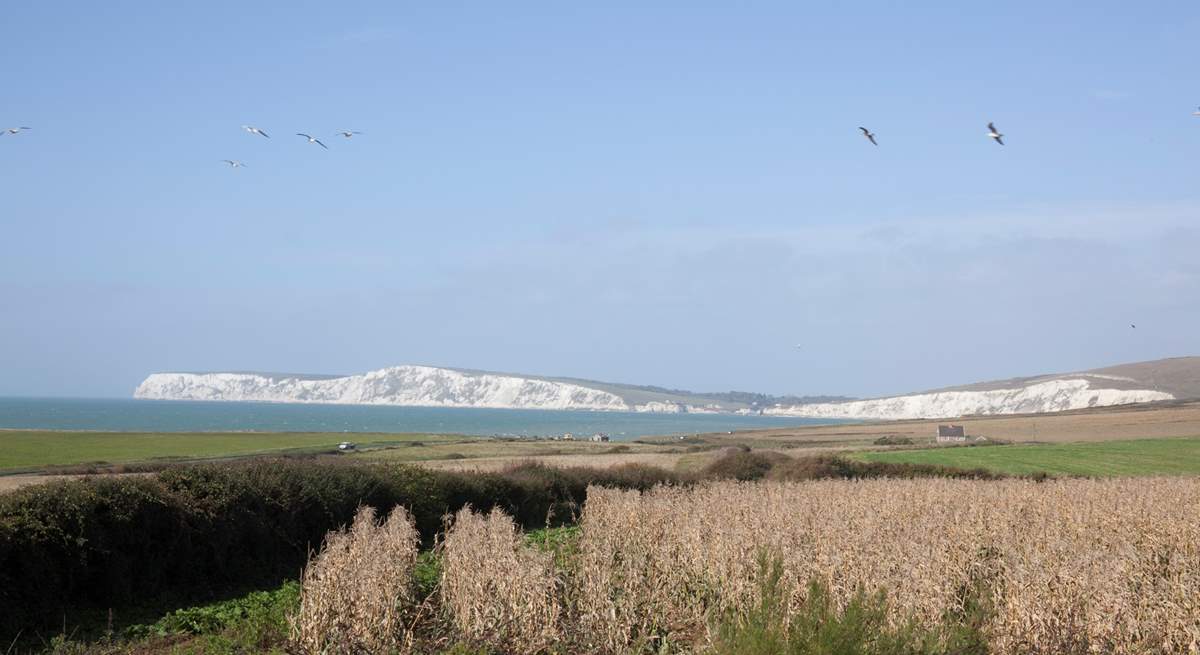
[0, 459, 682, 641]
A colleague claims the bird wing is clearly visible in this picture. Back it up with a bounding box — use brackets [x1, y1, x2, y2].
[988, 122, 997, 132]
[258, 129, 270, 138]
[996, 136, 1004, 145]
[859, 127, 869, 135]
[868, 135, 877, 145]
[315, 139, 328, 149]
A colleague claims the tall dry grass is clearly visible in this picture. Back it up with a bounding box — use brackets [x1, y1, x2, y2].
[289, 505, 420, 654]
[288, 478, 1200, 654]
[440, 506, 564, 654]
[576, 478, 1200, 654]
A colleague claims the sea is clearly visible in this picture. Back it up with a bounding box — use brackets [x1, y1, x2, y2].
[0, 397, 842, 440]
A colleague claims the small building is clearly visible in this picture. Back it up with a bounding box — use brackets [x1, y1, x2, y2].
[936, 425, 967, 443]
[590, 433, 610, 442]
[337, 441, 357, 452]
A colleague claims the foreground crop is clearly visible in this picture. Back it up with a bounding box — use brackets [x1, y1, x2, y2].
[291, 477, 1199, 654]
[570, 479, 1199, 653]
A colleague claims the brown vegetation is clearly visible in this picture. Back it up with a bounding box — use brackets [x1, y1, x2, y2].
[283, 477, 1199, 654]
[574, 479, 1199, 654]
[441, 507, 563, 653]
[289, 506, 420, 654]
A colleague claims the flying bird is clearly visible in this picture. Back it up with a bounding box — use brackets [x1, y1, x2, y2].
[296, 133, 328, 149]
[337, 131, 362, 138]
[1194, 107, 1200, 116]
[858, 127, 877, 146]
[222, 160, 245, 168]
[1131, 324, 1137, 329]
[2, 127, 32, 135]
[242, 125, 270, 138]
[987, 122, 1004, 145]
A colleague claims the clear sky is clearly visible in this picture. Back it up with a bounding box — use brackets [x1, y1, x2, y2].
[2, 1, 1199, 399]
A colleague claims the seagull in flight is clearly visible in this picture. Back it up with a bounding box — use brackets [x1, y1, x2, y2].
[858, 127, 877, 146]
[2, 127, 32, 135]
[222, 160, 245, 168]
[987, 122, 1004, 145]
[337, 131, 362, 138]
[296, 133, 328, 149]
[242, 125, 270, 139]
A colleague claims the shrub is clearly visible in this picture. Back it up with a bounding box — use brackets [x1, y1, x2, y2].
[874, 435, 915, 446]
[703, 451, 784, 481]
[702, 451, 1006, 484]
[767, 455, 1007, 482]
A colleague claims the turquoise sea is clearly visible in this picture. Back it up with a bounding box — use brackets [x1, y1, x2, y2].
[0, 398, 842, 440]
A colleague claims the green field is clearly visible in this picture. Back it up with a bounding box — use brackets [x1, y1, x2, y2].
[0, 430, 468, 472]
[855, 437, 1200, 476]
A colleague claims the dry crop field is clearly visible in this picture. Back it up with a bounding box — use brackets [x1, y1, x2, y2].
[291, 477, 1200, 655]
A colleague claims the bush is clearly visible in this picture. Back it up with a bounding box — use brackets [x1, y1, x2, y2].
[699, 450, 1008, 484]
[874, 435, 914, 446]
[704, 451, 784, 481]
[767, 455, 1007, 482]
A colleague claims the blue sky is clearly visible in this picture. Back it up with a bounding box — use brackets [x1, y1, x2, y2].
[2, 1, 1199, 398]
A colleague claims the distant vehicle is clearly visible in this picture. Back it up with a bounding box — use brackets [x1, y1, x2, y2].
[337, 441, 357, 452]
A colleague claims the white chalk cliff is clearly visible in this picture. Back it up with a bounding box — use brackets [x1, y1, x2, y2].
[134, 363, 1179, 418]
[134, 366, 629, 411]
[765, 378, 1172, 420]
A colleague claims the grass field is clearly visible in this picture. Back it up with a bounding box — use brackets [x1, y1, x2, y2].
[9, 400, 1200, 479]
[0, 430, 467, 471]
[855, 436, 1200, 476]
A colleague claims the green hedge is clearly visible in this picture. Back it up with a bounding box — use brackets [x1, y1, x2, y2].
[0, 459, 681, 640]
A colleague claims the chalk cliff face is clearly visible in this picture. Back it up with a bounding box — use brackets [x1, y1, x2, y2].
[135, 358, 1187, 418]
[134, 366, 630, 411]
[765, 379, 1172, 420]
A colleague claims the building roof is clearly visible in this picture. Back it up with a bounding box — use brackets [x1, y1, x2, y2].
[937, 425, 966, 438]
